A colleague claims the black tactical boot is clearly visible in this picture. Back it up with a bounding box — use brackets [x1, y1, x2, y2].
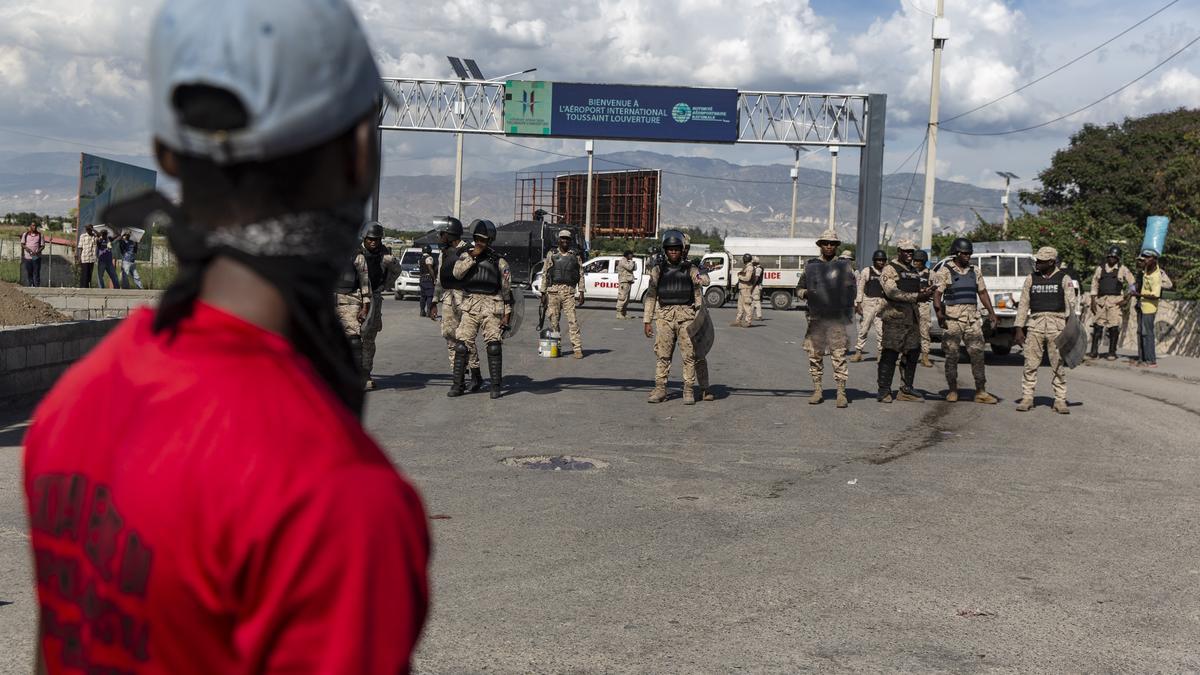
[447, 342, 468, 397]
[1105, 327, 1120, 360]
[877, 349, 898, 402]
[486, 342, 503, 399]
[470, 367, 484, 393]
[897, 349, 923, 401]
[1088, 325, 1102, 359]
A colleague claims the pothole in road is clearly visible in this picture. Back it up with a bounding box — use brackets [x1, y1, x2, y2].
[501, 455, 609, 471]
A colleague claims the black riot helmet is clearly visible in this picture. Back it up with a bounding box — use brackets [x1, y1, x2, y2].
[661, 229, 685, 249]
[363, 222, 385, 240]
[421, 245, 432, 255]
[1106, 245, 1121, 259]
[913, 249, 929, 263]
[871, 249, 887, 262]
[434, 215, 463, 238]
[471, 218, 497, 242]
[743, 253, 753, 263]
[950, 237, 973, 255]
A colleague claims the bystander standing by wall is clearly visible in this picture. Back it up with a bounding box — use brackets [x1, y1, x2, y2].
[76, 224, 98, 287]
[118, 230, 143, 289]
[20, 222, 45, 287]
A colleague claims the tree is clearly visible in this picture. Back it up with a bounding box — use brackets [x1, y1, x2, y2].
[1017, 108, 1200, 297]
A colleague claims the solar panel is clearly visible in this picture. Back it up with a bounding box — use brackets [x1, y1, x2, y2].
[464, 59, 485, 80]
[446, 56, 469, 80]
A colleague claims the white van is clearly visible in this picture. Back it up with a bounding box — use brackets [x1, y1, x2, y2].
[707, 237, 821, 310]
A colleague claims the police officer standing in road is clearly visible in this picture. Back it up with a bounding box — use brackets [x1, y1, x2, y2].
[797, 227, 856, 408]
[877, 239, 934, 402]
[751, 256, 765, 322]
[541, 229, 586, 358]
[933, 238, 1000, 403]
[335, 247, 372, 383]
[1089, 245, 1136, 360]
[419, 244, 436, 317]
[430, 216, 483, 394]
[851, 249, 888, 361]
[732, 253, 755, 327]
[913, 249, 935, 368]
[1014, 246, 1076, 414]
[452, 219, 514, 399]
[645, 230, 707, 404]
[359, 222, 402, 390]
[616, 249, 637, 319]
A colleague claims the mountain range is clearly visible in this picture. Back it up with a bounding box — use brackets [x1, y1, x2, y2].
[0, 150, 1007, 238]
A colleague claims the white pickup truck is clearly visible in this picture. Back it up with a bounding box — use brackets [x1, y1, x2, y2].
[532, 255, 653, 304]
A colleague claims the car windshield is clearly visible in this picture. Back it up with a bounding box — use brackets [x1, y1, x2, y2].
[400, 250, 421, 266]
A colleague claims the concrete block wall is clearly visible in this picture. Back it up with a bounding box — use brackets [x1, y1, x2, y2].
[17, 287, 162, 320]
[0, 319, 121, 405]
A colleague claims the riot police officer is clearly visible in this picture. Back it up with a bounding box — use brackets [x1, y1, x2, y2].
[452, 219, 514, 399]
[540, 229, 586, 358]
[797, 227, 856, 407]
[913, 249, 934, 368]
[933, 238, 1000, 403]
[850, 249, 888, 361]
[1089, 245, 1136, 360]
[430, 216, 483, 394]
[645, 230, 707, 404]
[877, 240, 934, 402]
[733, 253, 755, 326]
[418, 244, 436, 317]
[334, 248, 371, 383]
[359, 222, 402, 389]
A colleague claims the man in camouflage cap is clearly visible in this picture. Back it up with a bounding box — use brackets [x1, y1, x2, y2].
[797, 226, 856, 407]
[876, 239, 934, 402]
[1014, 246, 1076, 413]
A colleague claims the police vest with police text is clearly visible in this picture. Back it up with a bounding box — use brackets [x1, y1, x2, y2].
[1028, 270, 1066, 313]
[889, 262, 922, 294]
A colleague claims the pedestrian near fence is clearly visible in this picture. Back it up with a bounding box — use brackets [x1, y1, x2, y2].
[20, 222, 44, 287]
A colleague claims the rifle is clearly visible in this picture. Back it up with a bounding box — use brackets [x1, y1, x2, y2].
[537, 291, 547, 331]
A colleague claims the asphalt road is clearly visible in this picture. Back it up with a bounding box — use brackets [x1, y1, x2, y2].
[2, 297, 1199, 673]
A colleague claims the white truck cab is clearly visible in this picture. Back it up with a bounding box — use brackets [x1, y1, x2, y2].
[703, 237, 821, 310]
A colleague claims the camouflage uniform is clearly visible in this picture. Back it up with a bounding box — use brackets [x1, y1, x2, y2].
[616, 256, 637, 318]
[879, 260, 923, 352]
[1017, 268, 1076, 406]
[854, 266, 885, 355]
[454, 252, 513, 344]
[644, 262, 705, 400]
[436, 241, 479, 370]
[359, 246, 402, 378]
[733, 261, 755, 326]
[797, 256, 855, 396]
[335, 254, 371, 340]
[934, 261, 990, 392]
[917, 267, 932, 361]
[1089, 263, 1136, 327]
[542, 248, 585, 354]
[751, 259, 764, 320]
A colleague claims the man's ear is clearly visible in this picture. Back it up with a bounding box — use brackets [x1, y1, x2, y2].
[154, 140, 180, 178]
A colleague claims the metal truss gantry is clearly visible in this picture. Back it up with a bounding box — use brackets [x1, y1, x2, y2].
[379, 78, 870, 147]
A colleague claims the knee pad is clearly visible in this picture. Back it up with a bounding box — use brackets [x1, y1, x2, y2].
[454, 341, 470, 355]
[486, 341, 503, 356]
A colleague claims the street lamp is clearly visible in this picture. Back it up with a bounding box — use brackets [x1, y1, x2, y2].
[995, 171, 1019, 234]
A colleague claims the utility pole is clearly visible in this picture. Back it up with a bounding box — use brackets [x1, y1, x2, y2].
[584, 140, 595, 249]
[827, 146, 839, 232]
[920, 0, 949, 251]
[995, 171, 1019, 235]
[789, 146, 800, 238]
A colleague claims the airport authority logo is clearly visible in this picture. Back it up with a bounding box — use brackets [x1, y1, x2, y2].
[523, 90, 537, 115]
[671, 102, 692, 123]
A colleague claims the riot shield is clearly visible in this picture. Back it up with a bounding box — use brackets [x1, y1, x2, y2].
[1056, 313, 1086, 369]
[503, 290, 526, 340]
[688, 306, 715, 359]
[805, 258, 857, 322]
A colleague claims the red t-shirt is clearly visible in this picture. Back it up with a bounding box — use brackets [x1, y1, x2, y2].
[24, 303, 429, 674]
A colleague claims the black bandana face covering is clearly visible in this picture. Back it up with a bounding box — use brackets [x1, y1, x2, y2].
[103, 192, 368, 415]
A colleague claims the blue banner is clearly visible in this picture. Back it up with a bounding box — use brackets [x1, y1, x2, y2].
[505, 82, 738, 143]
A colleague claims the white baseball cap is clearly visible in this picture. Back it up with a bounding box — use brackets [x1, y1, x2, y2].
[149, 0, 395, 164]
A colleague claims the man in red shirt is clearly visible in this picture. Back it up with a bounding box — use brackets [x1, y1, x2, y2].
[23, 0, 430, 672]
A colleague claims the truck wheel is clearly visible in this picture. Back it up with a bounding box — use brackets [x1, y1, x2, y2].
[770, 290, 792, 310]
[395, 292, 404, 301]
[990, 344, 1012, 356]
[704, 287, 726, 308]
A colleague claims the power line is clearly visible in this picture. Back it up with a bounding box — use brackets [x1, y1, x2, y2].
[0, 126, 130, 155]
[488, 134, 1003, 210]
[895, 136, 929, 223]
[941, 0, 1182, 124]
[885, 134, 928, 177]
[943, 31, 1200, 136]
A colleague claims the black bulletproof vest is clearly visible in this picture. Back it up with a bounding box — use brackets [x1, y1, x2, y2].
[1097, 266, 1122, 296]
[656, 262, 695, 306]
[1028, 270, 1066, 313]
[864, 266, 884, 298]
[918, 269, 931, 289]
[889, 262, 922, 294]
[336, 257, 360, 294]
[804, 258, 855, 318]
[440, 243, 464, 290]
[548, 250, 581, 285]
[419, 254, 433, 281]
[463, 252, 502, 295]
[944, 266, 978, 305]
[363, 246, 385, 293]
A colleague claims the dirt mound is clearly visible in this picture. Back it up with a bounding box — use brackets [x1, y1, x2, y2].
[0, 282, 68, 326]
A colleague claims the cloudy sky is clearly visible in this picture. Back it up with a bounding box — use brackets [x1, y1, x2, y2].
[0, 0, 1197, 193]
